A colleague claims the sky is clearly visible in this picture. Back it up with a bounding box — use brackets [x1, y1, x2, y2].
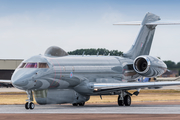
[0, 0, 180, 62]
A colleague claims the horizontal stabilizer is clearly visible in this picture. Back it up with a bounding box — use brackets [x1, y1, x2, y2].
[145, 21, 180, 25]
[114, 21, 180, 26]
[113, 21, 141, 25]
[115, 12, 180, 60]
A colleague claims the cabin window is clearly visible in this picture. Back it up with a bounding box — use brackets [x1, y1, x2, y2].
[19, 63, 26, 68]
[25, 63, 37, 68]
[39, 63, 49, 68]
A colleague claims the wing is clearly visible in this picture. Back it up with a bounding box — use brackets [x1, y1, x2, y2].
[93, 81, 180, 94]
[0, 80, 12, 83]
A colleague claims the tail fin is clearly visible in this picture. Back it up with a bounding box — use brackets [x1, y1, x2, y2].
[114, 12, 180, 59]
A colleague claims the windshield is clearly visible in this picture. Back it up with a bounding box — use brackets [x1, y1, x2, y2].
[19, 63, 26, 68]
[25, 63, 37, 68]
[19, 62, 49, 68]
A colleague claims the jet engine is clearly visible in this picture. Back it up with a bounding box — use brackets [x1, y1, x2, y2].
[133, 55, 167, 77]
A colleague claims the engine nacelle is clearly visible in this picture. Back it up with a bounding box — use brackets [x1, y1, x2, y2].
[133, 55, 167, 77]
[34, 89, 90, 105]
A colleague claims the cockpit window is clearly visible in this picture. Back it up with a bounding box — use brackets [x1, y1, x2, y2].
[19, 62, 49, 68]
[19, 63, 26, 68]
[25, 63, 37, 68]
[39, 63, 49, 68]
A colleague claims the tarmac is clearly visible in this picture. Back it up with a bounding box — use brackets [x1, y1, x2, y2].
[1, 87, 180, 119]
[1, 102, 180, 114]
[0, 103, 180, 120]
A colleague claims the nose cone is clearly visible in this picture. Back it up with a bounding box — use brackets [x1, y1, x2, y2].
[12, 78, 28, 87]
[11, 69, 38, 89]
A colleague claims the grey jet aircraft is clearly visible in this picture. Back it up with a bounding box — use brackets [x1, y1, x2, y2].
[2, 12, 180, 110]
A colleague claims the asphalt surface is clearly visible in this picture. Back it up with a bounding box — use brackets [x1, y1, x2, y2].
[1, 87, 180, 120]
[1, 103, 180, 120]
[1, 114, 180, 120]
[1, 103, 180, 114]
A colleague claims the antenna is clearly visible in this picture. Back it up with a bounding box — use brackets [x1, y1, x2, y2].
[82, 51, 85, 56]
[97, 52, 99, 56]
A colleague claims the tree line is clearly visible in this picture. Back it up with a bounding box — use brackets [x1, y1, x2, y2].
[163, 61, 180, 75]
[68, 48, 123, 56]
[163, 61, 180, 69]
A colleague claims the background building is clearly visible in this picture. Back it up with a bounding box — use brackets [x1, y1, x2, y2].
[0, 59, 23, 80]
[160, 70, 179, 77]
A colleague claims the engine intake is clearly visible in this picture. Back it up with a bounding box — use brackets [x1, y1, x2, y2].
[134, 57, 150, 73]
[133, 55, 167, 77]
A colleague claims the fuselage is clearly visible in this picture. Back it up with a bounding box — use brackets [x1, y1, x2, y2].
[12, 54, 139, 92]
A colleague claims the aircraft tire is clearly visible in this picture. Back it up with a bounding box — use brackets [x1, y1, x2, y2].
[118, 96, 124, 106]
[30, 102, 35, 109]
[79, 102, 85, 106]
[25, 102, 29, 109]
[124, 95, 131, 106]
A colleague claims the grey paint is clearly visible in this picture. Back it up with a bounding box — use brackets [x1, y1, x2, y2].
[133, 55, 167, 77]
[123, 13, 159, 59]
[9, 12, 180, 105]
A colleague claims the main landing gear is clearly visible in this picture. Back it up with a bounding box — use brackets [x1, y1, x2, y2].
[72, 102, 85, 106]
[118, 91, 131, 106]
[25, 90, 35, 110]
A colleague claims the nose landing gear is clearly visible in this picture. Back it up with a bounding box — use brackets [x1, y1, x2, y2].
[25, 90, 35, 110]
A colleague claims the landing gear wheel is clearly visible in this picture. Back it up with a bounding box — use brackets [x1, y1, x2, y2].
[118, 96, 124, 106]
[79, 102, 85, 106]
[25, 102, 29, 109]
[124, 95, 131, 106]
[72, 103, 78, 106]
[30, 102, 35, 109]
[25, 90, 34, 109]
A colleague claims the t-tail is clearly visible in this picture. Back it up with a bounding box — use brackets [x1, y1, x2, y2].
[114, 12, 180, 60]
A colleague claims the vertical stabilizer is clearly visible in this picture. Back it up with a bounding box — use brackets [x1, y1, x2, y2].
[121, 13, 160, 59]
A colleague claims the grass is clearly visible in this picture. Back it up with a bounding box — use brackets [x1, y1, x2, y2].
[0, 89, 180, 104]
[88, 89, 180, 103]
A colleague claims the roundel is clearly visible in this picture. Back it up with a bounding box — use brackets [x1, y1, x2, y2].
[70, 72, 73, 78]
